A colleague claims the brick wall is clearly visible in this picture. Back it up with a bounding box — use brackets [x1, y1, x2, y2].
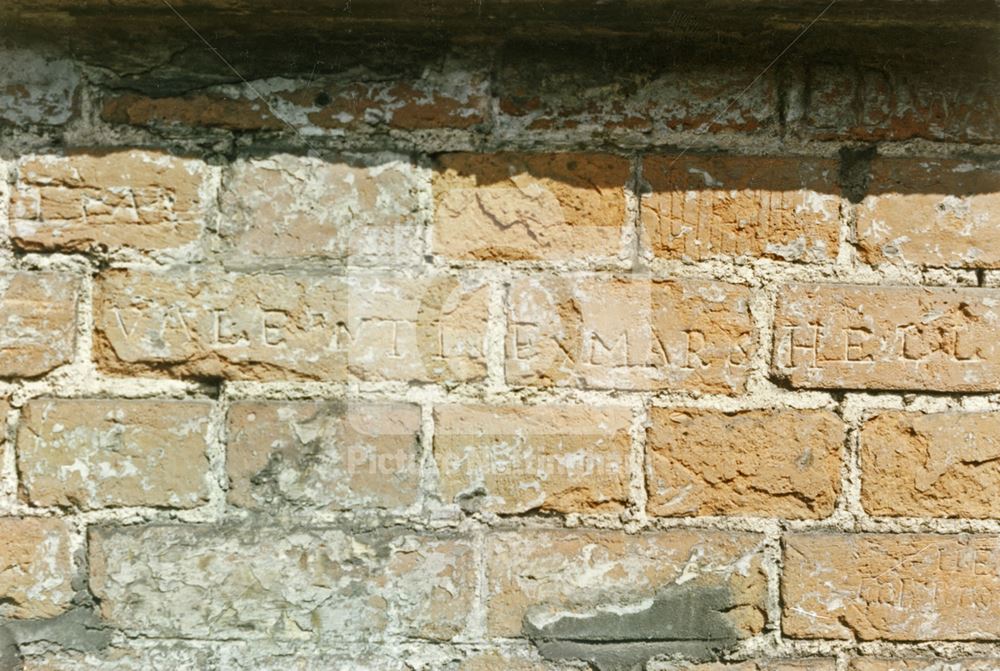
[0, 5, 999, 669]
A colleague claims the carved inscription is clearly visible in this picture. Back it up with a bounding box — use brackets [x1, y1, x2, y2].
[784, 534, 1000, 641]
[506, 277, 753, 393]
[772, 284, 1000, 391]
[94, 271, 488, 382]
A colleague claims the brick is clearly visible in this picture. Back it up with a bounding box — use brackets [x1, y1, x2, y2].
[10, 150, 207, 253]
[17, 398, 211, 510]
[0, 272, 79, 378]
[88, 524, 475, 641]
[23, 647, 216, 671]
[642, 156, 841, 262]
[0, 517, 74, 619]
[432, 153, 628, 261]
[0, 48, 78, 126]
[433, 404, 631, 514]
[486, 529, 767, 638]
[784, 533, 1000, 640]
[856, 159, 1000, 269]
[772, 284, 1000, 392]
[850, 660, 1000, 671]
[93, 270, 488, 382]
[226, 401, 421, 511]
[507, 277, 753, 393]
[101, 73, 488, 133]
[497, 49, 777, 138]
[860, 411, 1000, 518]
[219, 154, 424, 267]
[645, 408, 843, 518]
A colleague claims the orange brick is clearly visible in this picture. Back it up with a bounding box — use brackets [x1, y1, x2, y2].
[433, 404, 631, 514]
[850, 660, 1000, 671]
[856, 158, 1000, 269]
[226, 401, 421, 512]
[219, 154, 424, 266]
[646, 408, 843, 518]
[784, 533, 1000, 640]
[486, 529, 767, 637]
[0, 517, 74, 619]
[93, 270, 488, 382]
[17, 398, 211, 509]
[860, 411, 1000, 518]
[507, 277, 754, 393]
[433, 153, 628, 261]
[642, 156, 840, 262]
[0, 272, 79, 377]
[10, 150, 207, 253]
[772, 284, 1000, 391]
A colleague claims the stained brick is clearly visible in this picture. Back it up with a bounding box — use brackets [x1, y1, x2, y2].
[646, 408, 843, 518]
[0, 272, 79, 378]
[772, 284, 1000, 392]
[0, 517, 74, 619]
[433, 404, 631, 514]
[507, 277, 754, 393]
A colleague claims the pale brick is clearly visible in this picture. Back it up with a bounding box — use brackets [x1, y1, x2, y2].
[11, 150, 207, 253]
[433, 404, 631, 514]
[486, 529, 767, 638]
[433, 153, 628, 261]
[0, 517, 74, 619]
[89, 524, 475, 641]
[507, 277, 753, 393]
[642, 156, 841, 262]
[850, 660, 1000, 671]
[860, 411, 1000, 518]
[23, 647, 217, 671]
[219, 154, 424, 266]
[645, 408, 843, 518]
[856, 159, 1000, 269]
[784, 533, 1000, 640]
[226, 401, 421, 511]
[772, 284, 1000, 392]
[93, 270, 488, 382]
[0, 272, 78, 377]
[17, 398, 211, 510]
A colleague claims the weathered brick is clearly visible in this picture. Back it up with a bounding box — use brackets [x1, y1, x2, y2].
[433, 153, 628, 261]
[17, 398, 211, 510]
[642, 156, 841, 262]
[507, 277, 753, 393]
[850, 660, 1000, 671]
[433, 404, 631, 514]
[772, 284, 1000, 392]
[0, 517, 74, 619]
[860, 411, 1000, 518]
[645, 408, 843, 518]
[93, 270, 488, 382]
[0, 272, 78, 378]
[89, 525, 475, 641]
[784, 533, 1000, 640]
[219, 154, 424, 266]
[101, 73, 488, 133]
[856, 159, 1000, 269]
[486, 529, 767, 639]
[0, 48, 79, 126]
[226, 401, 421, 511]
[23, 647, 216, 671]
[10, 150, 207, 253]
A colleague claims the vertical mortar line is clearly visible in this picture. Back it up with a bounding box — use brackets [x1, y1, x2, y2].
[472, 526, 489, 645]
[74, 265, 97, 378]
[626, 396, 649, 530]
[484, 273, 508, 392]
[0, 157, 16, 270]
[746, 282, 777, 395]
[625, 152, 645, 273]
[0, 403, 19, 515]
[418, 401, 438, 512]
[761, 519, 785, 652]
[837, 192, 858, 270]
[839, 393, 866, 529]
[204, 381, 231, 519]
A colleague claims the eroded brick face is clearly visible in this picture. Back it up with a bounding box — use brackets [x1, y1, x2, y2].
[17, 398, 211, 509]
[11, 151, 208, 254]
[0, 272, 79, 377]
[784, 533, 1000, 640]
[0, 517, 74, 619]
[642, 156, 841, 263]
[507, 277, 754, 392]
[645, 408, 844, 518]
[772, 284, 1000, 392]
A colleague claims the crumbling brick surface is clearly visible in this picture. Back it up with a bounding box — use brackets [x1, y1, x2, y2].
[0, 8, 998, 669]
